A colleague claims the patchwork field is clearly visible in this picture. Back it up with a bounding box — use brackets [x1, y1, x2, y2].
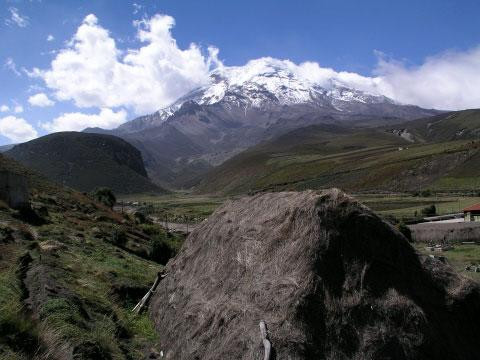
[356, 194, 480, 219]
[415, 243, 480, 282]
[118, 192, 229, 223]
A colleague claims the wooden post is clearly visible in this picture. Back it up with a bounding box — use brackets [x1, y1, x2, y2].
[259, 320, 272, 360]
[132, 271, 167, 314]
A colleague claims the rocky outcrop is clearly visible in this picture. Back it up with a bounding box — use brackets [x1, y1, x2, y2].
[150, 190, 480, 360]
[0, 171, 29, 210]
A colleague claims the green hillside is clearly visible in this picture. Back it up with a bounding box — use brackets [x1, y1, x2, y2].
[6, 132, 165, 195]
[0, 154, 182, 358]
[196, 117, 480, 195]
[388, 108, 480, 142]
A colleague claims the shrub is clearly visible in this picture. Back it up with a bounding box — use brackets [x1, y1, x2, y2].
[421, 204, 437, 217]
[91, 188, 116, 208]
[420, 189, 432, 197]
[150, 234, 175, 265]
[397, 222, 412, 242]
[133, 211, 150, 225]
[111, 226, 127, 247]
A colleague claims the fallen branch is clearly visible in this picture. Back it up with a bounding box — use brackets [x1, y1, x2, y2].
[259, 320, 272, 360]
[132, 271, 167, 314]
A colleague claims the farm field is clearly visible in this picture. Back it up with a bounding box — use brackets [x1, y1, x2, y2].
[118, 192, 229, 223]
[415, 243, 480, 282]
[355, 194, 480, 219]
[121, 190, 480, 225]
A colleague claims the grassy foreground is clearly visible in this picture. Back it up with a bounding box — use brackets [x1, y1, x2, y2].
[0, 155, 184, 359]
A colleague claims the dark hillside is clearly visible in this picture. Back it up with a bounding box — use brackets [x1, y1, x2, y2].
[6, 132, 164, 194]
[150, 190, 480, 359]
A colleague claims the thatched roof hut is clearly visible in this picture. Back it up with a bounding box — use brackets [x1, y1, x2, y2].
[150, 189, 480, 359]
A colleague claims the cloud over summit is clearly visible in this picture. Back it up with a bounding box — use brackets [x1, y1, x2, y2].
[33, 13, 221, 115]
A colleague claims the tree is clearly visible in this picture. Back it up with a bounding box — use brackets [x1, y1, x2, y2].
[397, 222, 412, 242]
[150, 235, 174, 265]
[421, 204, 437, 217]
[420, 189, 432, 197]
[91, 187, 116, 208]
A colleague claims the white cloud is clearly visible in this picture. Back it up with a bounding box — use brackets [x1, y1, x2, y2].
[14, 105, 23, 113]
[224, 49, 480, 111]
[5, 7, 29, 28]
[28, 12, 480, 117]
[47, 34, 55, 42]
[28, 93, 55, 107]
[133, 3, 143, 14]
[373, 47, 480, 110]
[0, 116, 37, 142]
[4, 58, 21, 76]
[33, 13, 220, 114]
[0, 105, 9, 112]
[42, 108, 127, 132]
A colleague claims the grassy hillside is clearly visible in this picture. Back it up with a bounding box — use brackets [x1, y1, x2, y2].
[196, 122, 480, 195]
[0, 154, 183, 359]
[387, 108, 480, 142]
[6, 132, 165, 195]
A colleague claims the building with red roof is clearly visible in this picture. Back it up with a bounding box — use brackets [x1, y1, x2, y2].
[463, 203, 480, 222]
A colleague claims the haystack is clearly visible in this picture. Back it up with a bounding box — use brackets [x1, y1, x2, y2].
[149, 190, 480, 359]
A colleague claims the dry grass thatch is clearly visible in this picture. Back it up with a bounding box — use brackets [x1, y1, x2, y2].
[150, 189, 480, 359]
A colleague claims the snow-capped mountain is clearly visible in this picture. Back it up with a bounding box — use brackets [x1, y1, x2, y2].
[91, 57, 439, 188]
[116, 58, 404, 134]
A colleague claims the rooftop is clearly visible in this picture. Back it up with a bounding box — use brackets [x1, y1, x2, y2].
[463, 203, 480, 212]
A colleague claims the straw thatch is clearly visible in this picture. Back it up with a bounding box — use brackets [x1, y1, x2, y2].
[150, 189, 480, 359]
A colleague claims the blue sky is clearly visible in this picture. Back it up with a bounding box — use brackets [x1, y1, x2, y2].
[1, 0, 480, 145]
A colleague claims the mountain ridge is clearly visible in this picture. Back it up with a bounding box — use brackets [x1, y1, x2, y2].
[86, 58, 441, 188]
[6, 132, 165, 194]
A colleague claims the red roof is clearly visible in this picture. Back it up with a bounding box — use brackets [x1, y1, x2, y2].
[463, 203, 480, 212]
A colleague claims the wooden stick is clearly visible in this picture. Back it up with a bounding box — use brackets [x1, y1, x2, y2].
[132, 271, 167, 314]
[259, 320, 272, 360]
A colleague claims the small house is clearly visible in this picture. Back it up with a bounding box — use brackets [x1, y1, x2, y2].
[463, 203, 480, 222]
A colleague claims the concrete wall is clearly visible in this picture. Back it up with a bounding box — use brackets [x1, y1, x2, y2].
[409, 221, 480, 243]
[0, 171, 30, 210]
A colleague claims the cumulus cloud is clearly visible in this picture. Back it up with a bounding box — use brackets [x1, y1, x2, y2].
[14, 105, 23, 113]
[373, 47, 480, 110]
[42, 108, 127, 132]
[47, 34, 55, 42]
[0, 105, 9, 112]
[5, 7, 29, 28]
[33, 13, 220, 114]
[227, 50, 480, 111]
[0, 116, 37, 142]
[28, 93, 55, 107]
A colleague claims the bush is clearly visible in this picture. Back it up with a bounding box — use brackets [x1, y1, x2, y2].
[150, 234, 175, 265]
[421, 204, 437, 217]
[133, 211, 150, 225]
[420, 189, 432, 197]
[111, 226, 127, 247]
[397, 222, 412, 242]
[91, 188, 116, 208]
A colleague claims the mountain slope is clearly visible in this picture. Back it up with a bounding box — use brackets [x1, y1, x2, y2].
[387, 108, 480, 143]
[87, 58, 439, 188]
[196, 116, 480, 194]
[6, 132, 164, 194]
[0, 153, 180, 358]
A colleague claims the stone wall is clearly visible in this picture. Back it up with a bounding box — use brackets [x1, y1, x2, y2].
[0, 171, 30, 210]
